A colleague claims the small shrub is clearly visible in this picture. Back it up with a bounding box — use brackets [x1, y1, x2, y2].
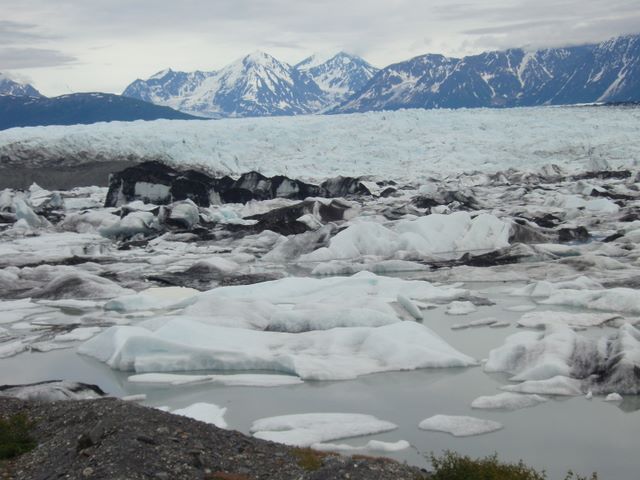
[428, 452, 598, 480]
[0, 413, 36, 460]
[292, 447, 325, 471]
[429, 451, 546, 480]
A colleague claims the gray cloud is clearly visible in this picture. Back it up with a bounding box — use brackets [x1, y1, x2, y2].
[0, 20, 58, 45]
[1, 0, 638, 94]
[0, 48, 77, 69]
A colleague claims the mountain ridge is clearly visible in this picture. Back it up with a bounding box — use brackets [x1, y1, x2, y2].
[333, 34, 640, 113]
[0, 93, 200, 130]
[123, 51, 379, 118]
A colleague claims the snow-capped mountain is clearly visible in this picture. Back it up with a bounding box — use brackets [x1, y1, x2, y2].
[124, 51, 327, 118]
[123, 51, 376, 118]
[334, 34, 640, 113]
[295, 52, 378, 104]
[0, 73, 42, 97]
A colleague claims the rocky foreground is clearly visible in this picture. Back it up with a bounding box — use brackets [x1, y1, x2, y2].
[0, 397, 427, 480]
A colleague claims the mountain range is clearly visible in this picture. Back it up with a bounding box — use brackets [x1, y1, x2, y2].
[335, 34, 640, 113]
[2, 33, 639, 128]
[122, 34, 639, 117]
[123, 51, 378, 118]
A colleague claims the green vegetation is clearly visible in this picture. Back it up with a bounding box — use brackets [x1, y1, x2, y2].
[428, 451, 598, 480]
[0, 413, 36, 460]
[292, 447, 326, 471]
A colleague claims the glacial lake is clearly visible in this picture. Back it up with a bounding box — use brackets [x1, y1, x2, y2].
[2, 282, 637, 479]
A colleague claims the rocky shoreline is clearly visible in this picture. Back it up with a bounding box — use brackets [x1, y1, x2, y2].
[0, 397, 428, 480]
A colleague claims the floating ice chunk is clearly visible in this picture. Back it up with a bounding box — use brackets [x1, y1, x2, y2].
[510, 276, 603, 298]
[208, 374, 303, 387]
[128, 372, 303, 387]
[490, 321, 511, 328]
[585, 198, 619, 213]
[517, 311, 622, 329]
[446, 301, 477, 315]
[504, 305, 536, 312]
[193, 256, 240, 274]
[172, 402, 228, 428]
[471, 392, 547, 410]
[451, 317, 497, 330]
[36, 299, 104, 310]
[485, 327, 580, 381]
[300, 222, 401, 261]
[31, 272, 133, 300]
[397, 294, 422, 320]
[0, 380, 105, 401]
[300, 212, 510, 262]
[13, 198, 47, 228]
[80, 320, 476, 380]
[0, 340, 26, 358]
[501, 376, 583, 396]
[165, 200, 200, 229]
[250, 413, 397, 447]
[311, 439, 410, 452]
[128, 373, 213, 385]
[54, 327, 102, 342]
[590, 323, 640, 394]
[418, 415, 503, 437]
[540, 288, 640, 315]
[121, 394, 147, 402]
[104, 287, 200, 312]
[585, 391, 593, 399]
[604, 393, 623, 402]
[0, 299, 56, 325]
[100, 211, 159, 239]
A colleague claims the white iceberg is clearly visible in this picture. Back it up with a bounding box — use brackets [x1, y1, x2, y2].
[250, 413, 397, 447]
[171, 402, 228, 428]
[418, 415, 503, 437]
[79, 319, 477, 380]
[471, 392, 547, 410]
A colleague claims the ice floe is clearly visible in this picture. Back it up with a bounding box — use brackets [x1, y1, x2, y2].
[79, 319, 477, 379]
[171, 402, 228, 428]
[311, 439, 410, 453]
[128, 373, 303, 387]
[418, 415, 503, 437]
[250, 413, 397, 447]
[471, 392, 548, 410]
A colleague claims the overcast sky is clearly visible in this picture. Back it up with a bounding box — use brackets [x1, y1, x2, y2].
[2, 0, 639, 96]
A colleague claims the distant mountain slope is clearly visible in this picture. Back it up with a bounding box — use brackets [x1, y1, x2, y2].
[334, 34, 640, 113]
[124, 52, 326, 118]
[123, 51, 377, 117]
[294, 52, 379, 104]
[0, 73, 42, 97]
[0, 93, 200, 130]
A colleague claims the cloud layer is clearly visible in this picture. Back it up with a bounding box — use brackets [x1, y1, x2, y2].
[2, 0, 639, 96]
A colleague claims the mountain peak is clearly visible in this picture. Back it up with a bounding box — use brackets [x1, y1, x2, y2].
[0, 73, 43, 98]
[149, 68, 174, 80]
[243, 50, 280, 66]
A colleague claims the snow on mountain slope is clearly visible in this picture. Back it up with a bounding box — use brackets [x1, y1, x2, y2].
[1, 106, 638, 182]
[295, 52, 378, 105]
[0, 73, 42, 98]
[334, 34, 640, 113]
[123, 52, 377, 117]
[124, 52, 326, 118]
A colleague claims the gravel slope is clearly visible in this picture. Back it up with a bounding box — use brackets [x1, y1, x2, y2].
[0, 397, 428, 480]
